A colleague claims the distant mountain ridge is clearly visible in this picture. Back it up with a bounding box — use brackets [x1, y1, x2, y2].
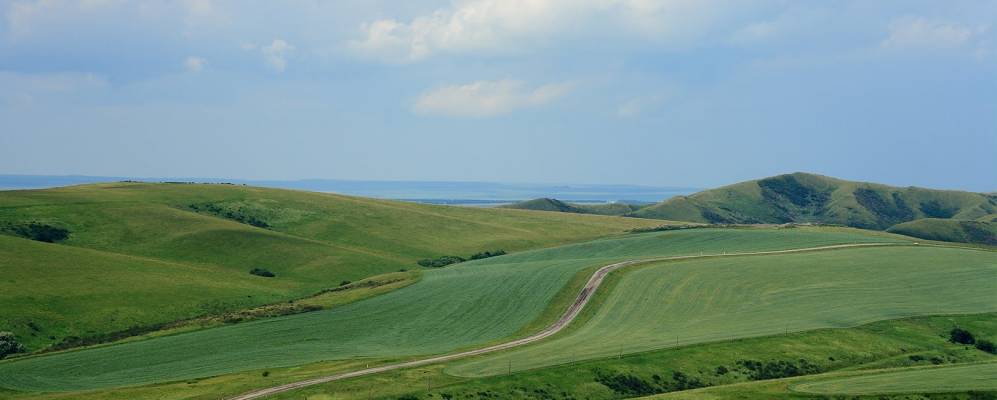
[631, 172, 996, 230]
[499, 198, 644, 216]
[509, 173, 997, 245]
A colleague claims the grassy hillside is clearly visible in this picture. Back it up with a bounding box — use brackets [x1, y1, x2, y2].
[0, 182, 660, 351]
[501, 198, 644, 216]
[449, 246, 997, 376]
[887, 218, 997, 245]
[0, 227, 901, 392]
[791, 362, 997, 395]
[632, 172, 997, 232]
[245, 314, 996, 400]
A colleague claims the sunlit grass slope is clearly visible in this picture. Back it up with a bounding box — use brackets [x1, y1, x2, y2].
[0, 182, 660, 350]
[449, 246, 997, 376]
[791, 361, 997, 395]
[0, 227, 900, 392]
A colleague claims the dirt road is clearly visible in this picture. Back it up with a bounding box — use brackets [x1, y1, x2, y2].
[228, 242, 902, 400]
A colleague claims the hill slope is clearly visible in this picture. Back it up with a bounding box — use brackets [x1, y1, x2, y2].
[0, 182, 659, 351]
[501, 198, 644, 216]
[0, 227, 904, 392]
[887, 218, 997, 245]
[632, 173, 996, 231]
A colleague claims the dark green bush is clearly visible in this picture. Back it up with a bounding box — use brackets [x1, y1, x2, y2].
[976, 340, 996, 354]
[2, 222, 70, 243]
[0, 331, 26, 359]
[417, 255, 465, 268]
[950, 327, 976, 345]
[249, 268, 276, 278]
[469, 250, 507, 260]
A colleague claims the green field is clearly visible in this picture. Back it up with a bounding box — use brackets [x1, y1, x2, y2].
[0, 227, 900, 392]
[790, 362, 997, 395]
[0, 183, 658, 350]
[449, 246, 997, 376]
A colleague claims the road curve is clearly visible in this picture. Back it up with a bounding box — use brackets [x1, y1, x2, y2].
[228, 242, 903, 400]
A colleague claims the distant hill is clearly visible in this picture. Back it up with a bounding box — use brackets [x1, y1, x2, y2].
[500, 198, 645, 216]
[631, 172, 997, 237]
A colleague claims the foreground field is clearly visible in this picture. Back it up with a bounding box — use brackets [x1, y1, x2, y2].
[0, 228, 900, 392]
[449, 246, 997, 376]
[0, 182, 658, 350]
[791, 362, 997, 395]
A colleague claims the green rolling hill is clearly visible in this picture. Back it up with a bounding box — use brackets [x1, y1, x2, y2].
[0, 227, 901, 392]
[500, 198, 645, 216]
[0, 182, 659, 351]
[631, 173, 996, 242]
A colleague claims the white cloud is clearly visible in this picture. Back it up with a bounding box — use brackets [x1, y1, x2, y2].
[184, 56, 207, 72]
[881, 17, 986, 51]
[616, 94, 666, 118]
[350, 0, 726, 63]
[260, 39, 294, 72]
[413, 79, 572, 117]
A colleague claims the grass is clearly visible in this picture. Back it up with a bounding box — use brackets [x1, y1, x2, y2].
[448, 246, 997, 376]
[790, 361, 997, 395]
[0, 182, 659, 350]
[0, 227, 901, 392]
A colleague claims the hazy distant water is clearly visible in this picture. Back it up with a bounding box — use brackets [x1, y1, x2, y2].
[0, 175, 696, 204]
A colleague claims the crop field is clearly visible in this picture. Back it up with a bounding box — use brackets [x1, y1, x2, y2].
[0, 227, 902, 392]
[790, 362, 997, 395]
[0, 183, 658, 350]
[449, 246, 997, 376]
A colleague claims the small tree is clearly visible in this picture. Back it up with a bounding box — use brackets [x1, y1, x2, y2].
[0, 331, 26, 359]
[950, 327, 976, 345]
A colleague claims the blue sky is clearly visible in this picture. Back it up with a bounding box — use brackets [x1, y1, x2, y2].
[1, 1, 994, 191]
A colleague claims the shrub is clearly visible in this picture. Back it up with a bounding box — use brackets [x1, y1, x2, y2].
[737, 359, 821, 380]
[0, 331, 26, 359]
[249, 268, 276, 278]
[339, 280, 352, 287]
[976, 340, 996, 354]
[950, 327, 976, 345]
[2, 222, 70, 243]
[261, 371, 270, 377]
[469, 250, 507, 260]
[593, 370, 657, 396]
[417, 255, 465, 268]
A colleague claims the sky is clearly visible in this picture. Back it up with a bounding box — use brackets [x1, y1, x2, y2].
[0, 0, 995, 191]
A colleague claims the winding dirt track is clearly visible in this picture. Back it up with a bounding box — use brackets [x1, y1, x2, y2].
[228, 242, 903, 400]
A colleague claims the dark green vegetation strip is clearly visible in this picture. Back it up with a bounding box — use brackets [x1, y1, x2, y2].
[0, 182, 658, 351]
[0, 228, 898, 392]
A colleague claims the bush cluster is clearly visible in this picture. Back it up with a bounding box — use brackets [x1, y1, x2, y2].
[188, 202, 270, 228]
[1, 222, 70, 243]
[0, 331, 26, 359]
[736, 358, 821, 380]
[593, 369, 704, 396]
[417, 255, 466, 268]
[470, 250, 507, 260]
[417, 249, 507, 268]
[249, 268, 276, 278]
